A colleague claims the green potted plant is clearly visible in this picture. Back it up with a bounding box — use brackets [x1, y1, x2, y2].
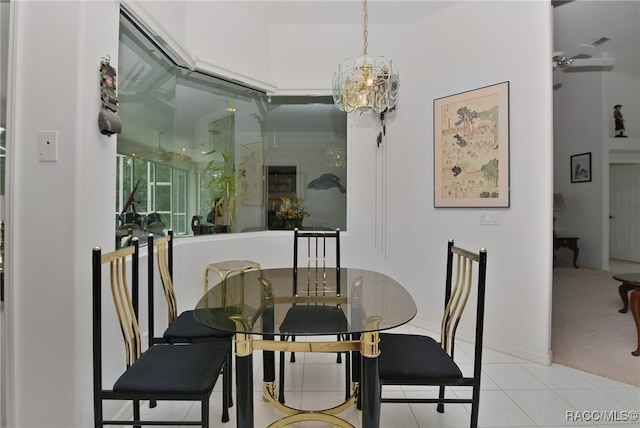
[202, 102, 245, 232]
[203, 152, 245, 232]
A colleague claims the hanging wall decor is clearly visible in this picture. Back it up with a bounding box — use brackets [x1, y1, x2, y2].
[433, 82, 510, 208]
[98, 55, 122, 136]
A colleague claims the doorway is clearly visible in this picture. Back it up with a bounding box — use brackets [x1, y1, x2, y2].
[609, 164, 640, 263]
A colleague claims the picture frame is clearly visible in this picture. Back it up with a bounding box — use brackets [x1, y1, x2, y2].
[570, 152, 592, 183]
[433, 81, 510, 207]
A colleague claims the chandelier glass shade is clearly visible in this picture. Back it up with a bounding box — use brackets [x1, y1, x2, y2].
[332, 0, 399, 114]
[327, 147, 347, 167]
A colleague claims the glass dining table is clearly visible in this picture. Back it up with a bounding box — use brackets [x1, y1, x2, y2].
[194, 267, 417, 428]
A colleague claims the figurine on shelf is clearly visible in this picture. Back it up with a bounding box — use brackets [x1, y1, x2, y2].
[614, 104, 627, 137]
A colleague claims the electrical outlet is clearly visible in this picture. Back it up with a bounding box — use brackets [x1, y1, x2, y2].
[39, 130, 58, 162]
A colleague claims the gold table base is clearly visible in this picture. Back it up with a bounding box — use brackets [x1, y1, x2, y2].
[231, 313, 381, 427]
[246, 330, 378, 427]
[261, 381, 359, 428]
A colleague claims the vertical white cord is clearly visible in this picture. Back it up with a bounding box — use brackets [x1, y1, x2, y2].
[374, 130, 379, 249]
[382, 127, 387, 259]
[374, 116, 387, 259]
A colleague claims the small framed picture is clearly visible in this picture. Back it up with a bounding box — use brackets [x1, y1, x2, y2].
[570, 152, 592, 183]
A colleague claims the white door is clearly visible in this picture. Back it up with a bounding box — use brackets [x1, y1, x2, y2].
[609, 164, 640, 262]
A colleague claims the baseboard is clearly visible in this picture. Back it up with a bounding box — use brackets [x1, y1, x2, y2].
[113, 401, 133, 426]
[407, 320, 553, 366]
[482, 338, 552, 365]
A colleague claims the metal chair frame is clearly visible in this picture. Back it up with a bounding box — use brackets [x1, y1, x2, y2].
[147, 230, 235, 415]
[278, 228, 351, 404]
[92, 238, 229, 427]
[379, 239, 488, 428]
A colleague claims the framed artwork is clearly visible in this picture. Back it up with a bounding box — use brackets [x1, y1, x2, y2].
[433, 81, 510, 207]
[570, 152, 592, 183]
[241, 141, 263, 205]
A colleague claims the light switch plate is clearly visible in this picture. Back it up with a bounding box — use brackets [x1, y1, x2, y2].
[479, 211, 500, 225]
[39, 130, 58, 162]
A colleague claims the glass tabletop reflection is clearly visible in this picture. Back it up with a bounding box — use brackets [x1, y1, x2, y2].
[194, 267, 417, 336]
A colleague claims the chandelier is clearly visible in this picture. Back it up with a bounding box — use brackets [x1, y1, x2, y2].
[327, 147, 347, 167]
[332, 0, 399, 114]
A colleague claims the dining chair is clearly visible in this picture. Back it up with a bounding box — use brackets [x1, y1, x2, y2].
[92, 238, 230, 427]
[378, 239, 488, 428]
[148, 231, 234, 344]
[148, 231, 259, 410]
[278, 228, 351, 404]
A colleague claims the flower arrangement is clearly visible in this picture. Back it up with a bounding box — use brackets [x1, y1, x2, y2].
[273, 197, 309, 229]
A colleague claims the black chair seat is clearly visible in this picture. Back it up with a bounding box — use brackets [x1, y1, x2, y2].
[379, 333, 463, 384]
[114, 341, 230, 396]
[163, 310, 234, 341]
[280, 305, 347, 335]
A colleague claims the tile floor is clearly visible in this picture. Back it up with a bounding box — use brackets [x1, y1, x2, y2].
[136, 323, 640, 428]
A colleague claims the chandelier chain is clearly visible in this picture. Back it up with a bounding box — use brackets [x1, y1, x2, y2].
[332, 0, 399, 114]
[363, 0, 368, 56]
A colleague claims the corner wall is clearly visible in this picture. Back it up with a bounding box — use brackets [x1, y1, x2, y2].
[180, 1, 554, 362]
[5, 1, 121, 426]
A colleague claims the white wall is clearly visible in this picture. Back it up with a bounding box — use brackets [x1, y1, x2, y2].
[4, 1, 554, 426]
[186, 2, 275, 90]
[553, 71, 606, 268]
[5, 1, 121, 426]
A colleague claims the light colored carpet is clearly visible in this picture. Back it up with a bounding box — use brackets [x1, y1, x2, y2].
[552, 261, 640, 386]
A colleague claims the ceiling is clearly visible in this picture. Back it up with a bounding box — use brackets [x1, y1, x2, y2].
[232, 1, 454, 24]
[232, 0, 638, 80]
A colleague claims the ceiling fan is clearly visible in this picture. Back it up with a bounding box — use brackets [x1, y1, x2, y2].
[553, 37, 615, 87]
[553, 52, 615, 87]
[134, 131, 191, 162]
[553, 52, 615, 70]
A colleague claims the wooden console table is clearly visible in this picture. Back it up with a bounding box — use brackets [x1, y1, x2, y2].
[554, 236, 579, 268]
[612, 273, 640, 356]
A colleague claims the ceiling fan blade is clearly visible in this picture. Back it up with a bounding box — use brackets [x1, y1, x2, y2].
[133, 151, 169, 162]
[570, 57, 614, 67]
[167, 151, 192, 161]
[146, 131, 192, 162]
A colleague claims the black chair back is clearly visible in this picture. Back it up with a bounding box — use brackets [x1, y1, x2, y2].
[442, 239, 488, 361]
[147, 230, 174, 346]
[93, 239, 141, 372]
[292, 228, 341, 296]
[278, 227, 349, 404]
